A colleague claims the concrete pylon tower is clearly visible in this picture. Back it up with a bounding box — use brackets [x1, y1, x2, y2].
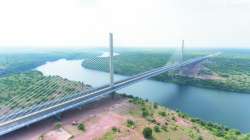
[178, 40, 184, 75]
[181, 40, 184, 63]
[109, 33, 114, 87]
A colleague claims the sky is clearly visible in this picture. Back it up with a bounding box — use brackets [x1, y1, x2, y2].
[0, 0, 250, 48]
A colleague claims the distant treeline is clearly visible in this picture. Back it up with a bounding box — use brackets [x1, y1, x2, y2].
[0, 52, 97, 77]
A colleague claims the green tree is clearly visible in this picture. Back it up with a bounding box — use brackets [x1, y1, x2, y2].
[127, 119, 135, 128]
[143, 127, 153, 138]
[78, 123, 85, 131]
[154, 125, 161, 132]
[142, 110, 150, 117]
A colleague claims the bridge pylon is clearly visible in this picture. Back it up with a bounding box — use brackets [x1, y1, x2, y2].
[179, 40, 184, 75]
[181, 40, 184, 63]
[109, 33, 114, 87]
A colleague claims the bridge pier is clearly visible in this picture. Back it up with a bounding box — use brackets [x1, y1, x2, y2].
[77, 106, 82, 110]
[181, 40, 184, 63]
[54, 113, 62, 121]
[109, 33, 114, 88]
[111, 92, 116, 99]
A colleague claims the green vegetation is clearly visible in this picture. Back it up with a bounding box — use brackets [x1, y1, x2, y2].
[123, 94, 250, 140]
[99, 131, 116, 140]
[112, 127, 120, 133]
[82, 49, 250, 93]
[127, 119, 135, 128]
[78, 123, 85, 131]
[55, 122, 62, 129]
[154, 125, 161, 133]
[142, 108, 150, 117]
[82, 51, 171, 75]
[0, 71, 88, 110]
[153, 103, 158, 109]
[143, 127, 153, 138]
[189, 117, 242, 139]
[158, 111, 166, 117]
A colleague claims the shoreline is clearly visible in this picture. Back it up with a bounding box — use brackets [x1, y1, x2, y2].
[82, 62, 250, 94]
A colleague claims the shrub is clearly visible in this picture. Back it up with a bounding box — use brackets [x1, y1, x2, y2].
[154, 125, 161, 132]
[177, 112, 188, 118]
[197, 136, 203, 140]
[153, 103, 158, 109]
[78, 123, 85, 131]
[234, 130, 241, 135]
[127, 119, 135, 128]
[55, 122, 62, 129]
[215, 130, 225, 137]
[142, 110, 150, 117]
[141, 107, 146, 111]
[112, 127, 120, 133]
[158, 111, 166, 117]
[143, 127, 153, 138]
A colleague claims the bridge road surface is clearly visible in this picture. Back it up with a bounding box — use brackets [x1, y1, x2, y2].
[0, 53, 219, 136]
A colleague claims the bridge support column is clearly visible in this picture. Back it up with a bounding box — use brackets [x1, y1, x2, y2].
[181, 40, 184, 63]
[109, 33, 114, 87]
[111, 92, 115, 99]
[179, 40, 184, 75]
[77, 106, 82, 110]
[55, 114, 62, 121]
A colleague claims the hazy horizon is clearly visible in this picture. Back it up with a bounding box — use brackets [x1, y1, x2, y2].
[1, 45, 250, 54]
[0, 0, 250, 48]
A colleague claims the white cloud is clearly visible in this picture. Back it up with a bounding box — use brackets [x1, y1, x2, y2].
[0, 0, 249, 48]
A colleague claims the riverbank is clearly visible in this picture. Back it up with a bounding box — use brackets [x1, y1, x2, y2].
[154, 74, 250, 94]
[2, 94, 249, 140]
[81, 53, 250, 94]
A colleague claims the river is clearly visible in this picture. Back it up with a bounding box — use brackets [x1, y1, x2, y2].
[36, 59, 250, 133]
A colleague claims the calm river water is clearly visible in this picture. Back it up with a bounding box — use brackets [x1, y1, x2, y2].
[36, 59, 250, 132]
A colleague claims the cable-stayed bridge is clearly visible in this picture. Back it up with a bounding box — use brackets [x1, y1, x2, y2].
[0, 34, 219, 136]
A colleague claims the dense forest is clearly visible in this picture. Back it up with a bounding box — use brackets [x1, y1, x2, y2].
[82, 49, 250, 93]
